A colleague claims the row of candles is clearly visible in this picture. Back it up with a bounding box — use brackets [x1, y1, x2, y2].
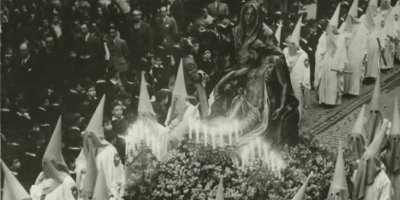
[187, 118, 241, 149]
[126, 120, 168, 161]
[240, 139, 285, 177]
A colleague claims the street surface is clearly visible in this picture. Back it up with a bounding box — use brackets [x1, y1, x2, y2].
[300, 64, 400, 148]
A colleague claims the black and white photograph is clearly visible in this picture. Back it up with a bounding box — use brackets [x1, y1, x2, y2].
[1, 0, 400, 199]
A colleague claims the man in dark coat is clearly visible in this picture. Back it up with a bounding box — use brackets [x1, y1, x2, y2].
[154, 6, 179, 48]
[126, 9, 154, 72]
[74, 23, 103, 79]
[107, 24, 129, 73]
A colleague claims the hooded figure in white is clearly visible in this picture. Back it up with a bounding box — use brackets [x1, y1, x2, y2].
[315, 3, 347, 105]
[283, 16, 310, 121]
[366, 13, 387, 79]
[342, 0, 369, 96]
[30, 117, 76, 200]
[77, 95, 125, 200]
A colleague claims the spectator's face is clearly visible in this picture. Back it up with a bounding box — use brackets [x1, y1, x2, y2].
[123, 98, 131, 106]
[81, 24, 89, 35]
[243, 7, 256, 26]
[304, 58, 309, 68]
[42, 19, 49, 27]
[45, 36, 55, 49]
[203, 50, 211, 60]
[87, 87, 96, 97]
[103, 121, 112, 131]
[12, 159, 21, 170]
[112, 105, 123, 118]
[133, 11, 141, 22]
[193, 43, 200, 53]
[109, 29, 117, 38]
[162, 96, 169, 105]
[160, 8, 167, 18]
[19, 46, 29, 58]
[52, 16, 59, 24]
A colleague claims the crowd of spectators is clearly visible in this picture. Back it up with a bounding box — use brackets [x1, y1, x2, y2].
[0, 0, 371, 190]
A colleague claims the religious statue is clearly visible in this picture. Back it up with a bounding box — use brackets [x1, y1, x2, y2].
[212, 40, 299, 146]
[232, 0, 274, 69]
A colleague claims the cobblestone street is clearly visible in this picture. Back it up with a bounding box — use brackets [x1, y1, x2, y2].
[300, 65, 400, 148]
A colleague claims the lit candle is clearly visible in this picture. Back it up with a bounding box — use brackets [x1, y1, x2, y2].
[228, 125, 232, 146]
[188, 118, 193, 140]
[195, 121, 200, 144]
[257, 140, 262, 159]
[234, 123, 239, 144]
[203, 125, 208, 147]
[211, 128, 216, 150]
[219, 127, 224, 148]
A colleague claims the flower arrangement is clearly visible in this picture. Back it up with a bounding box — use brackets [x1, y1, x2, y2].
[125, 136, 355, 200]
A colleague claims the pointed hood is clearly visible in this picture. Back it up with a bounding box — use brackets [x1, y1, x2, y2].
[275, 21, 283, 46]
[384, 97, 400, 175]
[289, 16, 302, 45]
[370, 75, 381, 111]
[329, 3, 341, 27]
[365, 0, 379, 31]
[292, 172, 313, 200]
[348, 105, 367, 159]
[326, 142, 349, 200]
[344, 0, 360, 32]
[348, 0, 359, 18]
[390, 97, 400, 135]
[85, 95, 108, 146]
[42, 116, 68, 182]
[354, 120, 388, 200]
[216, 177, 224, 200]
[138, 71, 155, 117]
[1, 160, 31, 200]
[366, 76, 384, 144]
[165, 59, 188, 126]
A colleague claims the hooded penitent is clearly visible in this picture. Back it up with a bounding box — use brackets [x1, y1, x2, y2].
[81, 95, 107, 197]
[292, 172, 313, 200]
[366, 75, 384, 144]
[326, 3, 341, 56]
[326, 142, 349, 200]
[165, 59, 188, 126]
[85, 95, 109, 146]
[348, 104, 367, 160]
[364, 0, 378, 32]
[329, 3, 341, 28]
[42, 116, 68, 183]
[384, 97, 400, 175]
[288, 16, 302, 46]
[353, 119, 389, 200]
[1, 160, 31, 200]
[138, 71, 156, 118]
[344, 0, 360, 33]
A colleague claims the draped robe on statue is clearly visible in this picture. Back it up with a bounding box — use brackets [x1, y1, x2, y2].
[283, 47, 309, 120]
[232, 1, 273, 69]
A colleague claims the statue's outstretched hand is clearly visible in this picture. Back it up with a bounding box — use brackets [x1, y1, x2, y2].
[271, 108, 284, 120]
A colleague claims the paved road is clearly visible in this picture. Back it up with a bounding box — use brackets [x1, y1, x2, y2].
[300, 65, 400, 148]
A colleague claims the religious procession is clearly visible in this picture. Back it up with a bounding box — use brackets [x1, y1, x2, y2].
[1, 0, 400, 199]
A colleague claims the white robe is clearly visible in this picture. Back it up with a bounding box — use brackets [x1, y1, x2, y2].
[314, 32, 326, 88]
[283, 47, 310, 120]
[316, 32, 346, 105]
[344, 23, 368, 95]
[93, 144, 125, 200]
[30, 172, 76, 200]
[366, 26, 386, 78]
[363, 170, 392, 200]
